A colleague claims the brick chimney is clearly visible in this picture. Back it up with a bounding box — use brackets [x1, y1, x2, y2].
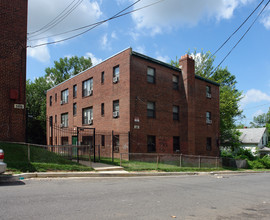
[179, 55, 196, 155]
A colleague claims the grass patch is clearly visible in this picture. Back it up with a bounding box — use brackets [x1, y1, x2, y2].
[0, 142, 93, 172]
[95, 156, 226, 172]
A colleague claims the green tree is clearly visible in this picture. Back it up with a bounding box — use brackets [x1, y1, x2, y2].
[250, 111, 270, 128]
[26, 56, 92, 144]
[171, 50, 243, 149]
[250, 108, 270, 147]
[26, 77, 53, 144]
[45, 56, 92, 86]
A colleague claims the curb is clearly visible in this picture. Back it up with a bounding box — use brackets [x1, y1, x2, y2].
[4, 170, 270, 180]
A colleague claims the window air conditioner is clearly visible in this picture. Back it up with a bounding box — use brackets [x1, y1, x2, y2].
[113, 111, 119, 118]
[60, 123, 64, 128]
[206, 119, 212, 124]
[206, 93, 212, 98]
[88, 119, 93, 125]
[60, 100, 63, 105]
[113, 76, 119, 83]
[88, 90, 92, 96]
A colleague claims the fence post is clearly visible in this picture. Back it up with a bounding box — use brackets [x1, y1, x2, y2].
[112, 130, 114, 162]
[216, 157, 218, 168]
[180, 154, 182, 167]
[120, 153, 122, 167]
[28, 144, 30, 162]
[156, 155, 159, 170]
[198, 155, 201, 168]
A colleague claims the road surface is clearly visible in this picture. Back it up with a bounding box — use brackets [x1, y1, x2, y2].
[1, 173, 270, 219]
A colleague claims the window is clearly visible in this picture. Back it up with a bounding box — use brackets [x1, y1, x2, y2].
[206, 86, 211, 98]
[49, 116, 53, 127]
[61, 113, 68, 127]
[55, 93, 57, 102]
[172, 75, 179, 90]
[73, 85, 77, 98]
[206, 137, 212, 151]
[147, 67, 155, 83]
[61, 89, 69, 104]
[147, 101, 155, 118]
[101, 103, 104, 116]
[147, 135, 156, 152]
[101, 135, 105, 147]
[173, 136, 180, 152]
[173, 105, 179, 120]
[49, 96, 52, 106]
[82, 107, 93, 125]
[113, 135, 119, 152]
[55, 115, 57, 123]
[206, 112, 212, 124]
[82, 78, 93, 97]
[113, 66, 119, 77]
[113, 66, 119, 83]
[113, 100, 119, 118]
[101, 71, 104, 84]
[73, 103, 77, 116]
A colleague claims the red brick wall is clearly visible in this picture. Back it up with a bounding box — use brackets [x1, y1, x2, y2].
[46, 48, 220, 157]
[194, 78, 220, 156]
[129, 54, 185, 154]
[46, 48, 131, 154]
[0, 0, 27, 142]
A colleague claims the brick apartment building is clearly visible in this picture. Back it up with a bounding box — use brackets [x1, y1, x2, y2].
[46, 48, 220, 157]
[0, 0, 28, 142]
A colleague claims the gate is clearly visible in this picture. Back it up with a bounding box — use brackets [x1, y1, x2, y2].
[76, 127, 96, 162]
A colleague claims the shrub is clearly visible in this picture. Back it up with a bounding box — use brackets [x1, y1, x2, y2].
[247, 160, 266, 169]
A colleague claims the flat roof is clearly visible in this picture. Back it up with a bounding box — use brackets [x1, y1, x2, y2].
[131, 51, 181, 72]
[47, 47, 219, 91]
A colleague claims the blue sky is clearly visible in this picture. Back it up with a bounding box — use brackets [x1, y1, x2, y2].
[27, 0, 270, 125]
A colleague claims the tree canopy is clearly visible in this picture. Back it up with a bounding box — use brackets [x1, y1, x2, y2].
[26, 56, 92, 144]
[45, 56, 92, 86]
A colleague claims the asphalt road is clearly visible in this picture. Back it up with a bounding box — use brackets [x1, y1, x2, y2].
[1, 173, 270, 220]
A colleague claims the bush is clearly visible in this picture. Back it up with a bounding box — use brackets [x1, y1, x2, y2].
[259, 156, 270, 168]
[247, 160, 266, 169]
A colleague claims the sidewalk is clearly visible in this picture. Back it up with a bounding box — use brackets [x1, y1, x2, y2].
[1, 162, 270, 182]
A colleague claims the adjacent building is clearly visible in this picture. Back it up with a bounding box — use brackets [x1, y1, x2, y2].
[0, 0, 28, 142]
[46, 48, 220, 157]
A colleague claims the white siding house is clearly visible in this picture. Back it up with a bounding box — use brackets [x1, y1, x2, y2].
[238, 127, 269, 155]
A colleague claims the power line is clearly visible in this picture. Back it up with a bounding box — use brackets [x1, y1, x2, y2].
[28, 0, 141, 47]
[27, 0, 164, 48]
[28, 0, 83, 37]
[209, 0, 270, 76]
[211, 0, 265, 58]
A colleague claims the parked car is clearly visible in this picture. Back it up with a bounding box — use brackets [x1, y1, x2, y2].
[0, 149, 7, 174]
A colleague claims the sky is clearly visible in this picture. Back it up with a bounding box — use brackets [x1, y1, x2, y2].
[27, 0, 270, 125]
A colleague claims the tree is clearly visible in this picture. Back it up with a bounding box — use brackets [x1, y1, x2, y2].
[250, 108, 270, 147]
[250, 110, 270, 128]
[45, 56, 92, 86]
[171, 50, 243, 149]
[26, 56, 92, 144]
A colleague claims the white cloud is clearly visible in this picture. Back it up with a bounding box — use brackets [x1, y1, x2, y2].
[85, 52, 102, 66]
[27, 40, 50, 63]
[240, 89, 270, 107]
[131, 0, 253, 34]
[101, 33, 109, 49]
[156, 55, 170, 63]
[27, 0, 102, 61]
[111, 31, 117, 39]
[134, 46, 146, 54]
[260, 8, 270, 29]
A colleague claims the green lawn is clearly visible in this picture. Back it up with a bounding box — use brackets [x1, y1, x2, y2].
[0, 142, 93, 172]
[96, 157, 226, 172]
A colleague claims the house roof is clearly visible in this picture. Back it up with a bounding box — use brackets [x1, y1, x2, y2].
[238, 127, 267, 144]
